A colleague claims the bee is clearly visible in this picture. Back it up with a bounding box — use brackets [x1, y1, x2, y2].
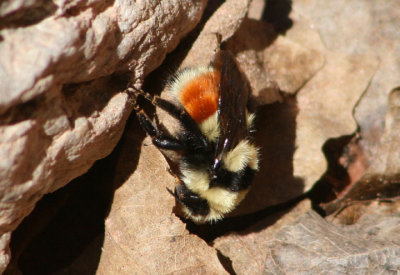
[130, 50, 259, 223]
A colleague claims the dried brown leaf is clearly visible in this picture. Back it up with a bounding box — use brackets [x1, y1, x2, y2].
[225, 16, 324, 104]
[212, 1, 397, 272]
[322, 87, 400, 215]
[97, 127, 227, 274]
[367, 88, 400, 175]
[264, 209, 400, 274]
[292, 0, 400, 168]
[293, 52, 379, 191]
[181, 0, 251, 68]
[262, 36, 324, 95]
[214, 201, 311, 275]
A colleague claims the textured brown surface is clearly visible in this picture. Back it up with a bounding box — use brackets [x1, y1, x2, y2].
[97, 125, 227, 274]
[322, 87, 400, 216]
[293, 52, 378, 190]
[215, 0, 400, 273]
[98, 1, 251, 273]
[291, 0, 400, 166]
[3, 0, 400, 273]
[263, 209, 400, 274]
[214, 200, 311, 274]
[0, 0, 207, 271]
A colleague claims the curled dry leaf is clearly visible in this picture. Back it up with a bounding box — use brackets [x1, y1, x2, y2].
[322, 87, 400, 216]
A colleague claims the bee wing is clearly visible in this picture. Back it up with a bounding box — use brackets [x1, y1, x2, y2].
[213, 51, 251, 168]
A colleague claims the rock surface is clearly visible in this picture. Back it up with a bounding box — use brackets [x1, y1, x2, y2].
[0, 0, 207, 271]
[3, 0, 400, 273]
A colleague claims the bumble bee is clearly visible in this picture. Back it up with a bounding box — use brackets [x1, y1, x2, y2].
[131, 50, 259, 223]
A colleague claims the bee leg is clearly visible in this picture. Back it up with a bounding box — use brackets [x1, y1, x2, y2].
[128, 87, 202, 137]
[151, 97, 209, 150]
[134, 102, 184, 151]
[128, 86, 209, 151]
[154, 135, 185, 151]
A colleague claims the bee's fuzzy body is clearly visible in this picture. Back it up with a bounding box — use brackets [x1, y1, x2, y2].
[133, 50, 259, 223]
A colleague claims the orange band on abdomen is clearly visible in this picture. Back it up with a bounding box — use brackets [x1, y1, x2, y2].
[179, 71, 221, 123]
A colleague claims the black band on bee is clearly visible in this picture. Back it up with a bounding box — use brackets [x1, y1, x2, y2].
[210, 166, 257, 192]
[168, 185, 210, 216]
